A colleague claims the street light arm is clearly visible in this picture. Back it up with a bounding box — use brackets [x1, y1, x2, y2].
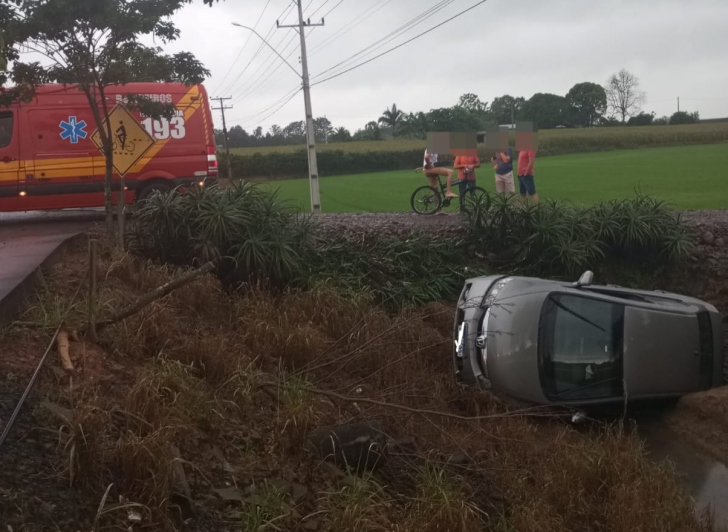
[232, 22, 301, 78]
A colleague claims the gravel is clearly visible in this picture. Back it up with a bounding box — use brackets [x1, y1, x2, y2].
[313, 209, 728, 241]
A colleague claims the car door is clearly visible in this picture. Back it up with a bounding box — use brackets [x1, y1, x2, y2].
[25, 108, 98, 210]
[0, 109, 20, 211]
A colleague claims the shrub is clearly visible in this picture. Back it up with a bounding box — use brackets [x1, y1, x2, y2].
[132, 184, 485, 306]
[466, 193, 695, 275]
[131, 181, 317, 288]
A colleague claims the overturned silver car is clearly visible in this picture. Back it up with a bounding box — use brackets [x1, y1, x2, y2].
[454, 272, 724, 406]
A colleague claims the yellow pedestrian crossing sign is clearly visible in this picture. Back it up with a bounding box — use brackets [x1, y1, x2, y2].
[91, 104, 155, 176]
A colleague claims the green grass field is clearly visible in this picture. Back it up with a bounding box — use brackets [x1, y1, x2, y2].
[260, 143, 728, 212]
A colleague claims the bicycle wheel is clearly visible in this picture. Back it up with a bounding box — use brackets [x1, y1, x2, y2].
[411, 186, 442, 215]
[460, 187, 488, 214]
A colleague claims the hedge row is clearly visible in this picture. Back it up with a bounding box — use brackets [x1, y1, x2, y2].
[221, 149, 425, 180]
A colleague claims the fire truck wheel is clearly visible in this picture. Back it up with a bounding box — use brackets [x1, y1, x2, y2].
[137, 180, 174, 202]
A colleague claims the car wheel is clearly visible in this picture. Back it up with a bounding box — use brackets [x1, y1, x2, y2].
[137, 180, 174, 202]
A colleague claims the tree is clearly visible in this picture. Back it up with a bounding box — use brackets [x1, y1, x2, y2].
[653, 115, 670, 126]
[269, 124, 282, 137]
[605, 69, 646, 123]
[401, 112, 429, 139]
[457, 93, 488, 113]
[253, 126, 263, 140]
[330, 126, 351, 143]
[627, 112, 655, 126]
[669, 111, 699, 125]
[282, 120, 305, 142]
[2, 0, 212, 241]
[362, 121, 383, 141]
[521, 93, 569, 129]
[566, 82, 607, 127]
[490, 95, 525, 125]
[227, 125, 250, 147]
[314, 116, 333, 143]
[378, 103, 404, 137]
[426, 106, 484, 132]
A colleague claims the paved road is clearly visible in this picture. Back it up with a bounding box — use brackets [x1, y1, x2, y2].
[0, 209, 101, 325]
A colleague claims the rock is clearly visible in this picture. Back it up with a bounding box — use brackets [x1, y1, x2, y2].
[387, 437, 416, 454]
[447, 452, 473, 466]
[715, 238, 725, 248]
[291, 483, 309, 502]
[703, 232, 715, 245]
[307, 421, 387, 473]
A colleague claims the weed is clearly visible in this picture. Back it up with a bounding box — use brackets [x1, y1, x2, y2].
[24, 291, 79, 327]
[403, 463, 484, 532]
[319, 476, 392, 532]
[241, 481, 290, 532]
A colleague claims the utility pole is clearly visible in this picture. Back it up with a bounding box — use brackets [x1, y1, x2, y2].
[212, 96, 233, 179]
[511, 105, 514, 129]
[677, 96, 680, 113]
[324, 114, 328, 144]
[277, 1, 324, 213]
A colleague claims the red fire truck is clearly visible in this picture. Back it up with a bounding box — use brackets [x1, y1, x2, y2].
[0, 82, 218, 212]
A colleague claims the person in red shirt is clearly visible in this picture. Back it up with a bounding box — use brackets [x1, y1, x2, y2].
[453, 154, 481, 207]
[517, 149, 537, 204]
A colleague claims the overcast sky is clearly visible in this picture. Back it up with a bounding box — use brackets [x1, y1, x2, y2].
[162, 0, 728, 132]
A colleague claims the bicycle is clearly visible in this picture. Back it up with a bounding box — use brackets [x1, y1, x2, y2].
[112, 139, 136, 153]
[411, 168, 486, 215]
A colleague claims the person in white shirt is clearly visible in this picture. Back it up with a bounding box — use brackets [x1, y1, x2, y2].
[423, 149, 457, 199]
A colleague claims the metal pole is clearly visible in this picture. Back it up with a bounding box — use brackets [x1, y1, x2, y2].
[296, 0, 321, 213]
[212, 97, 233, 179]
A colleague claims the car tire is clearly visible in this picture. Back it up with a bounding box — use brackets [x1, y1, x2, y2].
[137, 180, 174, 202]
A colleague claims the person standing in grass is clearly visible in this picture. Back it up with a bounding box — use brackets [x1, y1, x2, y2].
[423, 149, 458, 199]
[491, 147, 514, 194]
[517, 148, 538, 204]
[454, 153, 481, 207]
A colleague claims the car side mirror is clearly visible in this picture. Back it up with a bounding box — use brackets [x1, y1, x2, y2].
[574, 271, 594, 288]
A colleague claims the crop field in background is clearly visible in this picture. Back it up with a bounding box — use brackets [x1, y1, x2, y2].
[259, 143, 728, 212]
[232, 122, 728, 157]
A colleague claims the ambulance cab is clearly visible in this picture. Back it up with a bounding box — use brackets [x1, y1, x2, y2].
[0, 82, 218, 212]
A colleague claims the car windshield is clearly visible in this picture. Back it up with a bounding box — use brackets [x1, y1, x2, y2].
[539, 294, 624, 401]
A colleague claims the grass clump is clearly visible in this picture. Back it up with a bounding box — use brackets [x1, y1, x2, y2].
[467, 192, 695, 275]
[240, 481, 291, 532]
[404, 464, 484, 532]
[318, 476, 392, 532]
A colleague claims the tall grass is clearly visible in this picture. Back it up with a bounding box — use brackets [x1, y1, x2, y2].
[467, 193, 695, 275]
[16, 248, 712, 531]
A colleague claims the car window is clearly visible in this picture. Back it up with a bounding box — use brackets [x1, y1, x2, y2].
[0, 112, 13, 149]
[539, 294, 624, 401]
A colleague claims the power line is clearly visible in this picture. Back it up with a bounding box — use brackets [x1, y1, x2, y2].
[309, 0, 392, 56]
[231, 30, 300, 103]
[212, 0, 272, 95]
[311, 0, 456, 82]
[219, 2, 297, 97]
[311, 0, 490, 87]
[233, 0, 346, 105]
[240, 88, 302, 129]
[234, 85, 301, 125]
[230, 0, 332, 105]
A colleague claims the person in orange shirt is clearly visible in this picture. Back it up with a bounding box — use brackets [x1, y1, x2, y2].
[517, 148, 538, 204]
[453, 153, 481, 208]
